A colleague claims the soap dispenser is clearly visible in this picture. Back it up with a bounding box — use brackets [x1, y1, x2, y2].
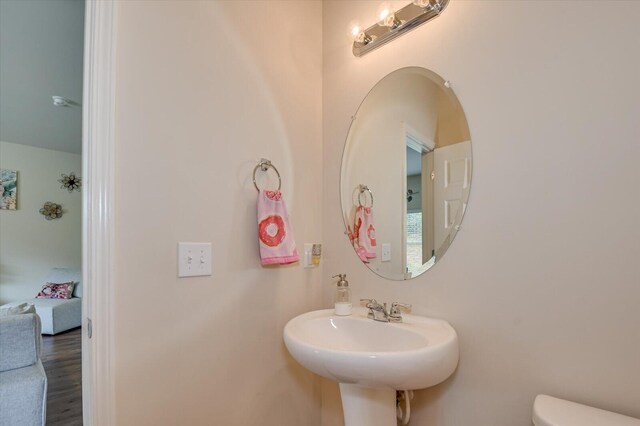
[333, 274, 352, 316]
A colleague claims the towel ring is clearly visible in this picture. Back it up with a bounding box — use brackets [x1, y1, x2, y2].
[358, 185, 373, 207]
[253, 158, 282, 192]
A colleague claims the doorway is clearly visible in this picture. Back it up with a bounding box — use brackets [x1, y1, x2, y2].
[0, 1, 85, 424]
[403, 124, 435, 278]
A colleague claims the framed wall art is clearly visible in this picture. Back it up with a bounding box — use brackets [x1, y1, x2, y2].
[0, 169, 17, 210]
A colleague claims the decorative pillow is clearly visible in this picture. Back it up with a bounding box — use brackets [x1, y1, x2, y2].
[36, 282, 75, 299]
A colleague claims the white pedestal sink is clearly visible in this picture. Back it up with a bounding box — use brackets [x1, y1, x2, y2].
[283, 307, 459, 426]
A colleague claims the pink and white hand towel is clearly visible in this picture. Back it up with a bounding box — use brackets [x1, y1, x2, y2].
[257, 190, 299, 265]
[352, 205, 376, 262]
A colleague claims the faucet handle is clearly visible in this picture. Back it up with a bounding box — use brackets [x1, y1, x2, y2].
[391, 302, 412, 310]
[361, 299, 385, 310]
[360, 299, 378, 319]
[389, 303, 412, 321]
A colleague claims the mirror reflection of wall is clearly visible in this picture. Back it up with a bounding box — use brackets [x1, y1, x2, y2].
[341, 67, 472, 281]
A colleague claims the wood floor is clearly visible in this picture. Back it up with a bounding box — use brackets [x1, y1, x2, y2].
[41, 327, 83, 426]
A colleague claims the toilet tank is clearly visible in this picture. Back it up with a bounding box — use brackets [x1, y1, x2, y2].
[533, 395, 640, 426]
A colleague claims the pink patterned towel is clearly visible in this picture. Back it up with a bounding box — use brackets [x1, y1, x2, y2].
[257, 190, 299, 265]
[349, 206, 376, 262]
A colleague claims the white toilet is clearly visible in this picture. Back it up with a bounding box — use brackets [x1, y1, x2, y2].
[533, 395, 640, 426]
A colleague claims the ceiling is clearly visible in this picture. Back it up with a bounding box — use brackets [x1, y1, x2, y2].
[0, 0, 84, 154]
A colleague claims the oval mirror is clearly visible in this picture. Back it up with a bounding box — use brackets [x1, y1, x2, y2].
[340, 67, 472, 280]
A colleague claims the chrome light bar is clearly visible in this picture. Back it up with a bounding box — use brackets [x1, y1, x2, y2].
[352, 0, 449, 57]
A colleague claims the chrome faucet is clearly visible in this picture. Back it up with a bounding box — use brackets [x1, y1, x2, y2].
[360, 299, 412, 323]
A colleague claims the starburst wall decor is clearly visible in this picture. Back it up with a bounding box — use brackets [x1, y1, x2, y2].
[58, 172, 81, 192]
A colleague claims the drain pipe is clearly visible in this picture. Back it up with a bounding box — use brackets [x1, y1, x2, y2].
[396, 390, 414, 425]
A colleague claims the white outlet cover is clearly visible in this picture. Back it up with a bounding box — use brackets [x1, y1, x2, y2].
[178, 242, 212, 277]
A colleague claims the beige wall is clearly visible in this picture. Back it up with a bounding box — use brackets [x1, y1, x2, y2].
[112, 1, 322, 425]
[323, 1, 640, 426]
[0, 141, 81, 303]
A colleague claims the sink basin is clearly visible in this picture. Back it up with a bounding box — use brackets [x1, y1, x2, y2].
[284, 307, 459, 426]
[284, 307, 458, 389]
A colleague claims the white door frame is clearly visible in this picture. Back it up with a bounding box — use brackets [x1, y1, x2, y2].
[82, 1, 117, 424]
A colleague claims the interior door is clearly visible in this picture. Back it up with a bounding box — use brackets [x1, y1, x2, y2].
[433, 141, 471, 258]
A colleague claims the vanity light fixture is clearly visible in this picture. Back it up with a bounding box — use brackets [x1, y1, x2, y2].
[352, 0, 449, 57]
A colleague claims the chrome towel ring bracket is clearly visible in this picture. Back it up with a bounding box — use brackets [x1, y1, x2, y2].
[358, 184, 373, 207]
[253, 158, 282, 192]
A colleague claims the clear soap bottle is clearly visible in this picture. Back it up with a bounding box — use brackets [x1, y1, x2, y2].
[333, 274, 352, 316]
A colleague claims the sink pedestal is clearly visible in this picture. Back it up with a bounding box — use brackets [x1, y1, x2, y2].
[339, 384, 396, 426]
[284, 309, 459, 425]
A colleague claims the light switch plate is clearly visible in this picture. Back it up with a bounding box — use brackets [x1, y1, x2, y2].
[381, 243, 391, 262]
[178, 242, 212, 277]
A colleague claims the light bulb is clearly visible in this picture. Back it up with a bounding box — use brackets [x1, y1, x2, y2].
[413, 0, 431, 7]
[382, 13, 400, 28]
[355, 31, 372, 45]
[414, 0, 442, 11]
[377, 2, 392, 21]
[348, 19, 362, 39]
